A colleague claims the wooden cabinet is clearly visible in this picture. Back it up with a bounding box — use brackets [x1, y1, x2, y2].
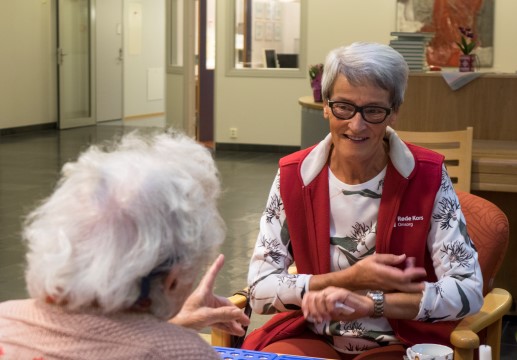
[397, 72, 517, 142]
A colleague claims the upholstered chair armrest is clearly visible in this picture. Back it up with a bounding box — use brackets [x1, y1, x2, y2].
[450, 288, 512, 360]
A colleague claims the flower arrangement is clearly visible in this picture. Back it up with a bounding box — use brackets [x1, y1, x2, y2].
[309, 63, 324, 81]
[309, 63, 324, 102]
[457, 27, 477, 55]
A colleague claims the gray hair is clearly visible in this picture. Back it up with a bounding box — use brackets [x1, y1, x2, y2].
[321, 42, 409, 111]
[23, 130, 224, 319]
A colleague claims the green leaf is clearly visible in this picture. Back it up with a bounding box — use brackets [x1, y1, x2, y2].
[331, 236, 359, 253]
[280, 220, 290, 246]
[455, 282, 471, 318]
[341, 189, 382, 199]
[450, 272, 475, 281]
[466, 41, 476, 54]
[456, 41, 467, 54]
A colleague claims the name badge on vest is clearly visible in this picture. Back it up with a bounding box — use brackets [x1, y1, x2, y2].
[394, 214, 424, 228]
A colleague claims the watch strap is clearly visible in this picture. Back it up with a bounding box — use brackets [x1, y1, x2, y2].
[366, 290, 384, 318]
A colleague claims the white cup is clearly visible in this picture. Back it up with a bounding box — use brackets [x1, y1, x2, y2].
[406, 343, 453, 360]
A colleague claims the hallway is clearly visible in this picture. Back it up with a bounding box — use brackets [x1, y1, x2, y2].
[1, 124, 517, 358]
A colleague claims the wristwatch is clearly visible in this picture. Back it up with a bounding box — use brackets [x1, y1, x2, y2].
[366, 290, 384, 318]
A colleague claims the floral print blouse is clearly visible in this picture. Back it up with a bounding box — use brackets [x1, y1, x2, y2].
[248, 163, 483, 354]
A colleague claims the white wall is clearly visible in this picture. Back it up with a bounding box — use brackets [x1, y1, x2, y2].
[213, 0, 517, 147]
[123, 0, 165, 117]
[214, 0, 398, 146]
[2, 0, 517, 134]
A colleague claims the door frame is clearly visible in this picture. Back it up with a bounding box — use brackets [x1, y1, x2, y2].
[57, 0, 97, 129]
[197, 0, 214, 142]
[184, 0, 196, 137]
[95, 0, 124, 123]
[165, 0, 196, 137]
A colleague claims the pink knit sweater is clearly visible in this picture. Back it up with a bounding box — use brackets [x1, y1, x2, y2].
[0, 299, 220, 360]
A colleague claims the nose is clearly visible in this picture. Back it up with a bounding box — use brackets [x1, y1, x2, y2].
[347, 111, 367, 131]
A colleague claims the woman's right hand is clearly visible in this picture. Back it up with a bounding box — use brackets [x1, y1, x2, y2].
[348, 253, 426, 292]
[311, 254, 426, 293]
[302, 286, 372, 323]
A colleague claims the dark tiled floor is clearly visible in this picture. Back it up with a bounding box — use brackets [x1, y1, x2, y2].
[1, 123, 516, 358]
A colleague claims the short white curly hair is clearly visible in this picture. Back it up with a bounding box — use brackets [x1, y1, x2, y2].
[23, 130, 224, 319]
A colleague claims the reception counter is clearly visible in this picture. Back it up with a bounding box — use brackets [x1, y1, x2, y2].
[299, 72, 517, 311]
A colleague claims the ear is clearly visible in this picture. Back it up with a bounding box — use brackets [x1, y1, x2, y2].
[388, 109, 398, 127]
[323, 104, 330, 119]
[163, 265, 181, 294]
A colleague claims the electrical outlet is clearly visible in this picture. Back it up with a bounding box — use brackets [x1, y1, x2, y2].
[230, 128, 238, 139]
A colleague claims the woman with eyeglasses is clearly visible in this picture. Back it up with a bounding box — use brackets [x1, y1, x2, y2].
[0, 131, 249, 359]
[244, 42, 483, 359]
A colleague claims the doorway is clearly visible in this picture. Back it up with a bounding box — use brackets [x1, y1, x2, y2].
[57, 0, 95, 129]
[57, 0, 166, 129]
[197, 0, 215, 143]
[96, 0, 123, 123]
[166, 0, 215, 142]
[96, 0, 166, 126]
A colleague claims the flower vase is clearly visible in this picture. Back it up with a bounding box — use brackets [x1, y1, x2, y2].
[312, 86, 322, 102]
[311, 74, 323, 102]
[459, 54, 475, 72]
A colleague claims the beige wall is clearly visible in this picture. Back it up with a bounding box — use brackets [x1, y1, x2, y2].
[2, 0, 517, 139]
[0, 1, 57, 129]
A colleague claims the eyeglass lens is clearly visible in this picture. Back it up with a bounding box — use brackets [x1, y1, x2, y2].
[330, 101, 389, 123]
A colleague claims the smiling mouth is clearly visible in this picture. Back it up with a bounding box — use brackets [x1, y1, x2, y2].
[344, 134, 368, 142]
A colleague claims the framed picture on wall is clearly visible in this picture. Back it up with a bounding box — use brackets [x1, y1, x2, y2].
[254, 22, 264, 40]
[264, 2, 273, 20]
[254, 2, 264, 19]
[396, 0, 494, 67]
[274, 3, 282, 20]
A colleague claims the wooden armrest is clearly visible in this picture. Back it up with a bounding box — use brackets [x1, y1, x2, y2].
[450, 288, 512, 360]
[211, 266, 297, 347]
[211, 288, 249, 347]
[228, 291, 248, 309]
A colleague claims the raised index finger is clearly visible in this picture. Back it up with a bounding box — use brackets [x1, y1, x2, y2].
[199, 253, 225, 290]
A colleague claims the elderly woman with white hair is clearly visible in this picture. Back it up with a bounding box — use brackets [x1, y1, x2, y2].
[0, 131, 248, 359]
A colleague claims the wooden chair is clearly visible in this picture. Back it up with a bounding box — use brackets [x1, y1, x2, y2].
[210, 191, 511, 360]
[396, 127, 473, 193]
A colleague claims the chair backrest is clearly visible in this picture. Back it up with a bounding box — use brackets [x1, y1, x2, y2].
[396, 127, 473, 192]
[456, 191, 509, 295]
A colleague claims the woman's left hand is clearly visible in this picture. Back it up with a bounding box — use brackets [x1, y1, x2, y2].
[170, 254, 250, 335]
[301, 286, 372, 323]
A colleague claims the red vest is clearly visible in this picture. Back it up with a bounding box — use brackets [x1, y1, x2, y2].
[243, 143, 458, 350]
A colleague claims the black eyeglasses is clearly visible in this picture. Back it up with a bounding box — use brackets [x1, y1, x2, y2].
[327, 100, 392, 124]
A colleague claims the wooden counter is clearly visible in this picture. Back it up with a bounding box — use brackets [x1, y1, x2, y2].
[398, 72, 517, 141]
[472, 140, 517, 193]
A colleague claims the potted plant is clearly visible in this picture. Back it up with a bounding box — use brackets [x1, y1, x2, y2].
[309, 63, 324, 102]
[457, 27, 477, 72]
